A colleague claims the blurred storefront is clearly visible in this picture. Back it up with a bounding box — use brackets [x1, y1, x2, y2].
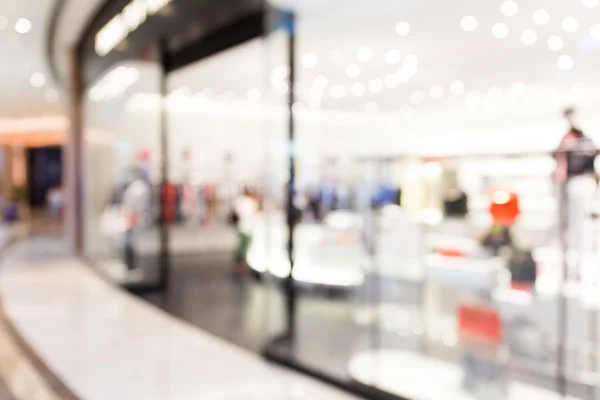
[0, 118, 66, 218]
[66, 0, 600, 399]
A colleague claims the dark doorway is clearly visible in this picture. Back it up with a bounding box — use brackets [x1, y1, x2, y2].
[26, 146, 63, 208]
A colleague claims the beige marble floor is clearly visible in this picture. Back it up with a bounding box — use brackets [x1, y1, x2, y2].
[0, 238, 360, 400]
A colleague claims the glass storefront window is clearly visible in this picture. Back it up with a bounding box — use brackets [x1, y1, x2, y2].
[83, 59, 163, 287]
[260, 1, 600, 399]
[79, 1, 600, 399]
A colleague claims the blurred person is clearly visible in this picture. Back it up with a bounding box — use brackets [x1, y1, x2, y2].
[233, 187, 258, 273]
[308, 189, 320, 221]
[181, 183, 198, 225]
[197, 186, 208, 225]
[122, 167, 152, 229]
[47, 186, 63, 220]
[3, 196, 18, 224]
[121, 167, 151, 269]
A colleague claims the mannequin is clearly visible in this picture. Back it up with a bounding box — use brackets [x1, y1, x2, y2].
[554, 108, 597, 181]
[180, 148, 198, 225]
[554, 108, 598, 274]
[441, 163, 468, 217]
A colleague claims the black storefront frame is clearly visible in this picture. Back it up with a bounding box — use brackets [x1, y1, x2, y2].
[71, 2, 408, 399]
[74, 0, 276, 294]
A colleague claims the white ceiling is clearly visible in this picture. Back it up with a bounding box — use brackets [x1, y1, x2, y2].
[0, 0, 63, 119]
[83, 0, 600, 156]
[51, 0, 107, 86]
[160, 0, 600, 134]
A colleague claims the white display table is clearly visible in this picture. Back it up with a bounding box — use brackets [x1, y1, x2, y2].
[247, 209, 425, 287]
[348, 349, 583, 400]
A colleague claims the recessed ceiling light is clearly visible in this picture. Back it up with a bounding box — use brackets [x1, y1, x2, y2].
[302, 53, 317, 68]
[44, 88, 59, 103]
[313, 75, 329, 89]
[331, 84, 346, 99]
[429, 85, 444, 100]
[591, 24, 600, 39]
[460, 16, 478, 32]
[369, 79, 383, 93]
[450, 80, 465, 95]
[0, 16, 8, 30]
[384, 73, 398, 89]
[385, 49, 402, 65]
[501, 1, 519, 17]
[345, 63, 361, 79]
[410, 89, 426, 105]
[357, 47, 373, 62]
[520, 30, 538, 45]
[272, 64, 289, 79]
[14, 18, 30, 34]
[558, 55, 574, 70]
[30, 72, 45, 87]
[395, 21, 411, 36]
[402, 54, 418, 70]
[547, 36, 564, 51]
[583, 0, 599, 8]
[351, 82, 366, 97]
[562, 17, 579, 33]
[492, 23, 509, 39]
[247, 89, 261, 103]
[533, 9, 550, 25]
[397, 67, 415, 83]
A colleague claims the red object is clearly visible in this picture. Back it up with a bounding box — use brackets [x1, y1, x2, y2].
[458, 304, 503, 343]
[435, 248, 465, 258]
[511, 282, 532, 291]
[140, 149, 151, 161]
[162, 183, 177, 223]
[338, 234, 351, 245]
[489, 189, 520, 226]
[126, 213, 139, 228]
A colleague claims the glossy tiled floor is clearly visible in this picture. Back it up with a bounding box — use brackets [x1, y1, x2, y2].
[0, 238, 360, 400]
[157, 247, 597, 400]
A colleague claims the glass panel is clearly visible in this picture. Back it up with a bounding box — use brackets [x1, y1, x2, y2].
[261, 9, 378, 382]
[262, 0, 600, 399]
[164, 38, 278, 350]
[83, 59, 163, 287]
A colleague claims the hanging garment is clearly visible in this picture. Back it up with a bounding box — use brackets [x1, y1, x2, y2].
[444, 189, 468, 217]
[554, 131, 598, 182]
[509, 250, 537, 284]
[181, 183, 198, 223]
